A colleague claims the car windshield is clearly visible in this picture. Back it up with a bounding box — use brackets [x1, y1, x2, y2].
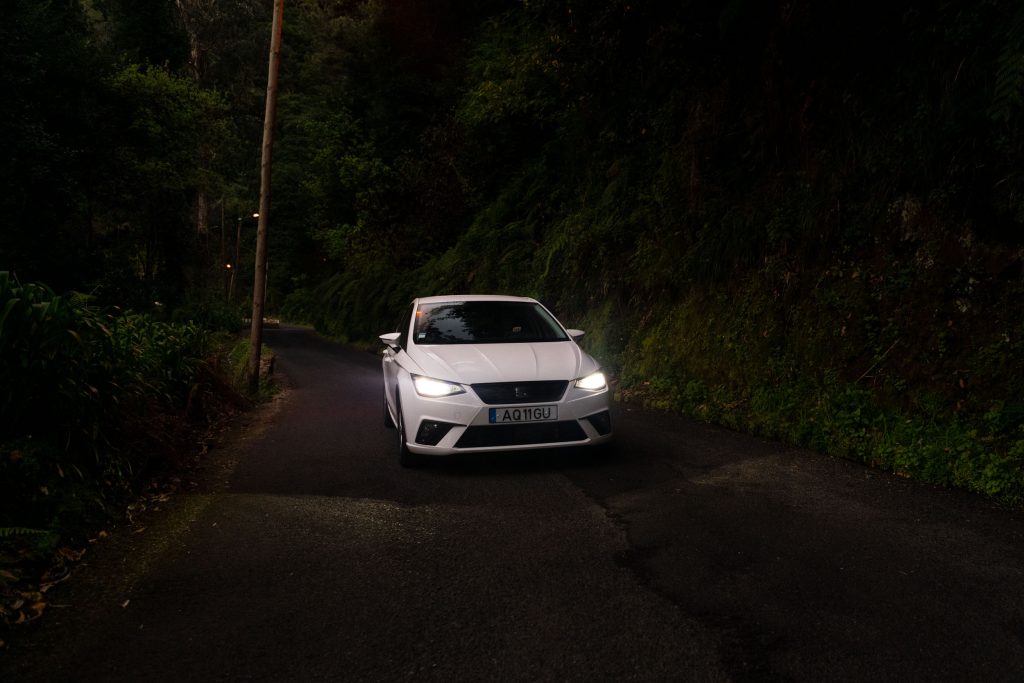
[413, 301, 569, 345]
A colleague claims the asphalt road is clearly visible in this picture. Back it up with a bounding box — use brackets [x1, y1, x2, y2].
[3, 325, 1023, 681]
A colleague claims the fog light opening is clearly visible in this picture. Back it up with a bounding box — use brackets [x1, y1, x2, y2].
[583, 411, 612, 436]
[415, 420, 457, 446]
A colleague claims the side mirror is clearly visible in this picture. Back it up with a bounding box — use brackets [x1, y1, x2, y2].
[379, 332, 401, 348]
[566, 329, 585, 342]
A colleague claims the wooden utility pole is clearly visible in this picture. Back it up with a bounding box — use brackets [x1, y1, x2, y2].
[248, 0, 284, 394]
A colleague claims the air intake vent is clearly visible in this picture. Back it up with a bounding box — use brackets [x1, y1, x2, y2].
[455, 421, 586, 448]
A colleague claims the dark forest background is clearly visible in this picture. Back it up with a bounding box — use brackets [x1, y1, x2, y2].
[3, 0, 1023, 502]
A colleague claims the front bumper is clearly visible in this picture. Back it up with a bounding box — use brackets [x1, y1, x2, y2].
[399, 378, 612, 456]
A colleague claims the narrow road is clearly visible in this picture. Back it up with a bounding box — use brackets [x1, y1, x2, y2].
[3, 325, 1023, 681]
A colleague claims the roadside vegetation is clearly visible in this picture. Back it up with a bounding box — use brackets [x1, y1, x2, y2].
[1, 0, 273, 636]
[0, 273, 262, 633]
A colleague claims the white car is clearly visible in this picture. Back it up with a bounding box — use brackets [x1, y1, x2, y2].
[380, 295, 612, 466]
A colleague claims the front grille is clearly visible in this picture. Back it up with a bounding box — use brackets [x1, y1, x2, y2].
[470, 380, 568, 405]
[455, 421, 587, 448]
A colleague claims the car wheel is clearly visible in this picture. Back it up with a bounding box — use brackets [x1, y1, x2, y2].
[395, 393, 421, 468]
[383, 387, 395, 429]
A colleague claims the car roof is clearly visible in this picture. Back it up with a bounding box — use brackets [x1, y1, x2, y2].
[414, 294, 539, 305]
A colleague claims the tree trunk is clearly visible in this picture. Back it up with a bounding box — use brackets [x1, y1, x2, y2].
[196, 190, 209, 238]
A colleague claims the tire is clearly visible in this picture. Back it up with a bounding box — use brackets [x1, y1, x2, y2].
[395, 394, 421, 468]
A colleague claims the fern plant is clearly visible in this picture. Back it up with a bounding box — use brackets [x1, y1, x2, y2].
[0, 527, 47, 539]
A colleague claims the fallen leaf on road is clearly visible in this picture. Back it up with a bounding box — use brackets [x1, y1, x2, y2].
[40, 566, 71, 592]
[56, 547, 84, 562]
[10, 600, 46, 625]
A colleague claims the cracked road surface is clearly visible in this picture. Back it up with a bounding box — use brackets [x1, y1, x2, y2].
[3, 325, 1023, 681]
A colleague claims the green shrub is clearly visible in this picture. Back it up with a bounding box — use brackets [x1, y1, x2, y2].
[0, 272, 216, 542]
[171, 299, 244, 333]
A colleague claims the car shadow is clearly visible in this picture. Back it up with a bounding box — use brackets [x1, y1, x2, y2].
[417, 443, 618, 477]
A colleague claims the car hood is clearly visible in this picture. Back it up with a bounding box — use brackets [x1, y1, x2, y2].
[408, 341, 598, 385]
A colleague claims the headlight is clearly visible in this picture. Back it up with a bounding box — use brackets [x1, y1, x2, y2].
[575, 371, 607, 391]
[412, 374, 466, 397]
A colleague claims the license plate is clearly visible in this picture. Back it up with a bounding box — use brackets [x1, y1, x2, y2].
[488, 405, 558, 424]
